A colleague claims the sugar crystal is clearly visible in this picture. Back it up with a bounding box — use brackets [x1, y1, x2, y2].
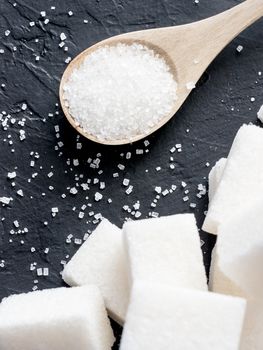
[63, 43, 177, 142]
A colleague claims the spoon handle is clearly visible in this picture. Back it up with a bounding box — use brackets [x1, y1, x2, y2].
[207, 0, 263, 45]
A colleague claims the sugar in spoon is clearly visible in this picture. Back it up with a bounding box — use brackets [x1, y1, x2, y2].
[60, 0, 263, 145]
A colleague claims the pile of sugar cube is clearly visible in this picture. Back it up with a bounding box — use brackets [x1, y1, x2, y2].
[0, 123, 262, 349]
[204, 123, 263, 350]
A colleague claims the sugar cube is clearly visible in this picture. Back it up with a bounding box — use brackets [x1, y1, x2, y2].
[208, 158, 226, 201]
[210, 200, 263, 297]
[240, 300, 263, 350]
[123, 214, 207, 290]
[203, 124, 263, 234]
[120, 281, 246, 350]
[210, 200, 263, 350]
[0, 286, 115, 350]
[62, 219, 129, 325]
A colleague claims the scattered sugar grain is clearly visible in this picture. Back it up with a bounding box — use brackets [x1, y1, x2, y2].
[126, 186, 133, 195]
[0, 197, 12, 205]
[186, 81, 196, 90]
[100, 182, 105, 190]
[144, 140, 150, 147]
[7, 171, 16, 179]
[63, 43, 177, 141]
[236, 45, 243, 53]
[74, 238, 82, 245]
[17, 189, 23, 197]
[118, 164, 125, 170]
[95, 192, 103, 201]
[155, 186, 162, 194]
[13, 220, 19, 228]
[162, 189, 169, 196]
[43, 267, 49, 276]
[60, 32, 67, 41]
[70, 187, 78, 195]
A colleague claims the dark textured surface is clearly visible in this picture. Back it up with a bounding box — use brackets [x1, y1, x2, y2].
[0, 0, 262, 347]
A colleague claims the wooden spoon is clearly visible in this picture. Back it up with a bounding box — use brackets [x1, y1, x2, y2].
[60, 0, 263, 145]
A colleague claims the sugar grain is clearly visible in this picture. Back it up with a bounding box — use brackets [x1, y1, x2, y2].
[63, 43, 177, 141]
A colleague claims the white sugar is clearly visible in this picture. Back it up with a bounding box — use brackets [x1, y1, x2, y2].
[7, 171, 16, 179]
[43, 267, 49, 276]
[13, 220, 19, 228]
[123, 178, 130, 186]
[0, 197, 12, 205]
[0, 286, 115, 350]
[17, 189, 23, 197]
[60, 33, 67, 41]
[236, 45, 243, 53]
[94, 192, 103, 201]
[155, 186, 162, 194]
[63, 43, 177, 141]
[186, 81, 196, 90]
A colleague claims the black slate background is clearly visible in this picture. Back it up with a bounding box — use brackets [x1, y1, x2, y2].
[0, 0, 262, 347]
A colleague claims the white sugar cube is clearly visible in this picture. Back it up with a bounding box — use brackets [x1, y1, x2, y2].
[240, 300, 263, 350]
[123, 214, 207, 290]
[120, 281, 246, 350]
[210, 200, 263, 350]
[0, 286, 115, 350]
[208, 158, 226, 201]
[62, 219, 129, 325]
[210, 200, 263, 297]
[203, 124, 263, 234]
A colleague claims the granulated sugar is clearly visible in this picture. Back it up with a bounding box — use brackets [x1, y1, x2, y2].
[63, 43, 177, 141]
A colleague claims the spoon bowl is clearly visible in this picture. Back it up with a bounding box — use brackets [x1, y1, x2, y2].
[60, 0, 263, 145]
[60, 38, 178, 145]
